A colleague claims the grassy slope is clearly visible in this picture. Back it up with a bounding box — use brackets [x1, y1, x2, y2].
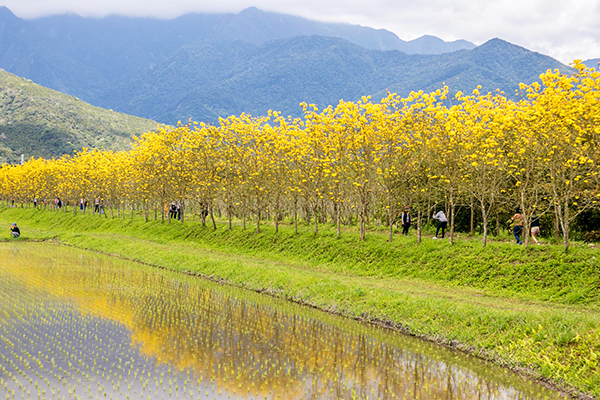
[0, 70, 159, 163]
[1, 206, 599, 398]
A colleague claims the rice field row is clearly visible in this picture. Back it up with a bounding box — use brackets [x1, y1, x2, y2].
[0, 242, 567, 399]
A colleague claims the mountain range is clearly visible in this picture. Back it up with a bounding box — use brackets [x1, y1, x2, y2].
[583, 58, 599, 69]
[0, 6, 581, 126]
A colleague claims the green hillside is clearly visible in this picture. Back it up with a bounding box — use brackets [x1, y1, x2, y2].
[0, 69, 159, 163]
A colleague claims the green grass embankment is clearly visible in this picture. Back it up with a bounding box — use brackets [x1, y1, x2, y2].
[1, 206, 599, 398]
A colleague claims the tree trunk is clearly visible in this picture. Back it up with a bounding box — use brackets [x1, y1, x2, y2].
[274, 197, 280, 234]
[480, 199, 488, 248]
[495, 207, 500, 237]
[416, 210, 423, 244]
[559, 199, 570, 252]
[470, 196, 474, 235]
[426, 197, 431, 225]
[294, 200, 298, 235]
[386, 203, 393, 242]
[359, 198, 367, 241]
[242, 205, 246, 231]
[553, 203, 561, 241]
[313, 204, 319, 236]
[228, 205, 232, 230]
[305, 204, 311, 225]
[520, 193, 529, 248]
[256, 207, 261, 234]
[336, 202, 341, 238]
[448, 190, 455, 245]
[562, 218, 570, 252]
[210, 206, 216, 230]
[360, 215, 365, 241]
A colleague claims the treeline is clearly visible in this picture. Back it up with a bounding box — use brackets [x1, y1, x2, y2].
[1, 62, 599, 250]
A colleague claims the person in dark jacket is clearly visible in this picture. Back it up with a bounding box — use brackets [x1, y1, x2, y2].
[169, 202, 178, 220]
[10, 223, 20, 239]
[400, 206, 412, 235]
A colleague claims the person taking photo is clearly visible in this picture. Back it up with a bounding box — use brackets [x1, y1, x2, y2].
[10, 223, 20, 239]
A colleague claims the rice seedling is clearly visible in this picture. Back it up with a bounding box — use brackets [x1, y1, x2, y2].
[0, 242, 568, 399]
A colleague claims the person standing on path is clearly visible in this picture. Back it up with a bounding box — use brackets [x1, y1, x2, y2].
[510, 208, 524, 245]
[400, 206, 412, 235]
[10, 223, 20, 239]
[432, 209, 447, 239]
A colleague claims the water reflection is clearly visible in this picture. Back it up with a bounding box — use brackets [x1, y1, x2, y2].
[0, 242, 565, 399]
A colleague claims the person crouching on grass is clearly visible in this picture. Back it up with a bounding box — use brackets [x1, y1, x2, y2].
[10, 223, 20, 239]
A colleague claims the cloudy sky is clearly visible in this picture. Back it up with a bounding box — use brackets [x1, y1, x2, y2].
[3, 0, 599, 64]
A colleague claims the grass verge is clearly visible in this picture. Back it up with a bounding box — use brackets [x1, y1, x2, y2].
[1, 206, 599, 398]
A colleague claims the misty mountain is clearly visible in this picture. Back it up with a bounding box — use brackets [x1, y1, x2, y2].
[0, 5, 474, 95]
[0, 6, 573, 125]
[583, 58, 599, 69]
[0, 7, 475, 86]
[192, 7, 476, 54]
[104, 37, 571, 123]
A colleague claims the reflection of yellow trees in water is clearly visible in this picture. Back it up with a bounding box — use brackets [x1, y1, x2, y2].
[1, 244, 562, 400]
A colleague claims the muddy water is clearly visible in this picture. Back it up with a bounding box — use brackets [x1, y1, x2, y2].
[0, 242, 566, 400]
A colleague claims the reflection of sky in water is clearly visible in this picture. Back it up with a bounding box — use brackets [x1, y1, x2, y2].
[0, 242, 566, 400]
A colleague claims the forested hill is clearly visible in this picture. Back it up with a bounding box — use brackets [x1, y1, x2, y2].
[0, 70, 158, 164]
[0, 6, 573, 125]
[107, 37, 572, 124]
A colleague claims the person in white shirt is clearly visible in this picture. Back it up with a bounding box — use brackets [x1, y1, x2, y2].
[432, 209, 448, 239]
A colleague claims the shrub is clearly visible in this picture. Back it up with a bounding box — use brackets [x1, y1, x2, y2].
[582, 230, 600, 243]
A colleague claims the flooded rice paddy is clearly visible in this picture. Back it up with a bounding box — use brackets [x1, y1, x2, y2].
[0, 242, 567, 400]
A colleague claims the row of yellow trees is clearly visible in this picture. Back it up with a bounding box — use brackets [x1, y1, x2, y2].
[1, 62, 599, 250]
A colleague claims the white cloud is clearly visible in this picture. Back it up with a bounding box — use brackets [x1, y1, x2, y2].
[2, 0, 599, 62]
